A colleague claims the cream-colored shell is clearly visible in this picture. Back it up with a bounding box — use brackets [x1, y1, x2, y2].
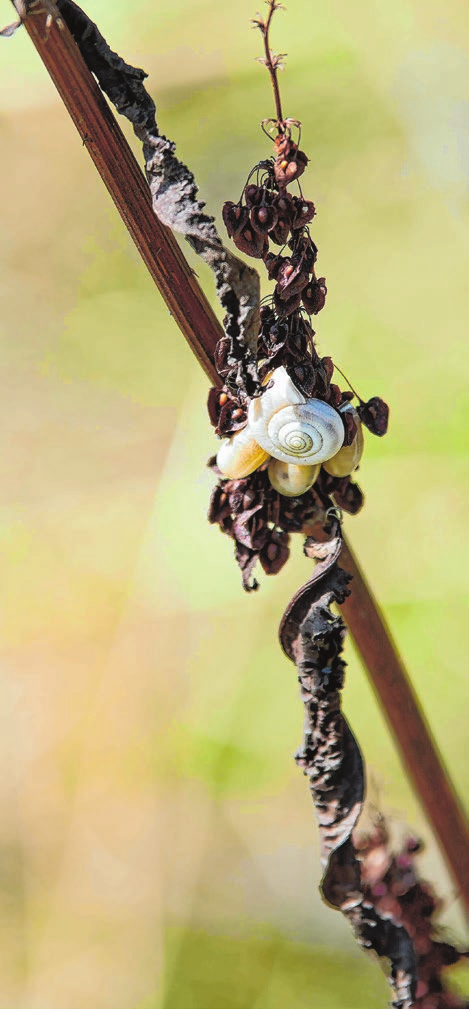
[267, 459, 320, 497]
[216, 424, 269, 479]
[323, 404, 364, 477]
[248, 367, 344, 466]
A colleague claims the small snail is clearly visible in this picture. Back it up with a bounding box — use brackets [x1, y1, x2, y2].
[323, 403, 364, 477]
[248, 367, 344, 466]
[216, 425, 270, 479]
[267, 459, 320, 497]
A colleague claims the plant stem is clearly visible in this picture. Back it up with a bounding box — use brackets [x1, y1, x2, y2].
[263, 1, 285, 129]
[16, 1, 469, 914]
[17, 2, 222, 380]
[340, 539, 469, 915]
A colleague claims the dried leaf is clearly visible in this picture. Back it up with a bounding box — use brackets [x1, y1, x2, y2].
[0, 19, 22, 36]
[279, 529, 418, 1007]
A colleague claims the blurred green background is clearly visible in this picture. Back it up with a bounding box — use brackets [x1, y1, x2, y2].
[0, 0, 468, 1006]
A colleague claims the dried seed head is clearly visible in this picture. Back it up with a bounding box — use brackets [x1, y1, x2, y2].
[302, 277, 327, 315]
[222, 201, 249, 237]
[273, 287, 302, 317]
[275, 258, 310, 299]
[244, 183, 263, 208]
[292, 197, 316, 229]
[233, 224, 269, 258]
[274, 145, 309, 186]
[269, 217, 292, 246]
[264, 252, 285, 280]
[357, 396, 389, 436]
[250, 203, 279, 235]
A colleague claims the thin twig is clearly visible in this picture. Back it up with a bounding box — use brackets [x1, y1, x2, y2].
[262, 0, 285, 129]
[12, 0, 469, 914]
[340, 540, 469, 916]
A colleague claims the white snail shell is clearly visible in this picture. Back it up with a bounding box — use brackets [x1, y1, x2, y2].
[323, 404, 364, 477]
[248, 367, 344, 466]
[216, 424, 270, 479]
[267, 459, 320, 497]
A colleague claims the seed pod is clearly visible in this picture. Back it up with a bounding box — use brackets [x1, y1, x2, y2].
[302, 277, 327, 315]
[264, 252, 285, 280]
[222, 201, 249, 238]
[250, 203, 279, 235]
[233, 225, 268, 259]
[269, 217, 292, 246]
[244, 184, 263, 208]
[273, 287, 302, 317]
[274, 148, 309, 186]
[292, 197, 316, 229]
[275, 257, 310, 299]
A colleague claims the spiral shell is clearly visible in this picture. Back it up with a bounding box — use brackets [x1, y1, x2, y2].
[268, 459, 320, 497]
[216, 425, 269, 480]
[323, 404, 364, 477]
[248, 367, 344, 466]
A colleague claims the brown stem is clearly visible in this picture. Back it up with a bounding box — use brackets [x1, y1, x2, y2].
[18, 2, 222, 381]
[16, 2, 468, 913]
[340, 540, 469, 916]
[262, 1, 284, 129]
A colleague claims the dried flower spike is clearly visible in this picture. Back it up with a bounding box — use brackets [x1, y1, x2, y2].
[208, 0, 388, 590]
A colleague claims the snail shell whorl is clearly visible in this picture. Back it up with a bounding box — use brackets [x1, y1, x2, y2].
[268, 459, 320, 497]
[323, 404, 364, 477]
[216, 424, 270, 480]
[248, 367, 344, 466]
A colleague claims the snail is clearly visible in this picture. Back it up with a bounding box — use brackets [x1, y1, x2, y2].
[216, 424, 270, 479]
[323, 403, 364, 477]
[248, 366, 344, 465]
[267, 458, 320, 497]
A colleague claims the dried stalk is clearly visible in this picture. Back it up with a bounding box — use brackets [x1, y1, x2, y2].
[254, 0, 286, 130]
[7, 0, 468, 918]
[341, 541, 469, 916]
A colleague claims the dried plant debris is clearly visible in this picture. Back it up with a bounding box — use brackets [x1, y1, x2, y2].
[280, 528, 468, 1007]
[3, 0, 260, 391]
[355, 819, 469, 1008]
[207, 1, 389, 589]
[208, 464, 325, 591]
[209, 126, 385, 587]
[280, 528, 418, 1008]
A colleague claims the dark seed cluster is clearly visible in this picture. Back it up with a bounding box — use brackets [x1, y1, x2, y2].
[208, 465, 323, 591]
[355, 820, 469, 1008]
[208, 129, 389, 589]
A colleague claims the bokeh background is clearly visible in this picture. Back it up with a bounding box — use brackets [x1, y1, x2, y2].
[0, 0, 468, 1006]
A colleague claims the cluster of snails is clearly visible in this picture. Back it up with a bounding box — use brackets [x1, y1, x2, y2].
[212, 131, 367, 499]
[208, 126, 388, 585]
[216, 366, 364, 497]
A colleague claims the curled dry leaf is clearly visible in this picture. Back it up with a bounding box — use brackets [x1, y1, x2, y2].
[279, 529, 418, 1008]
